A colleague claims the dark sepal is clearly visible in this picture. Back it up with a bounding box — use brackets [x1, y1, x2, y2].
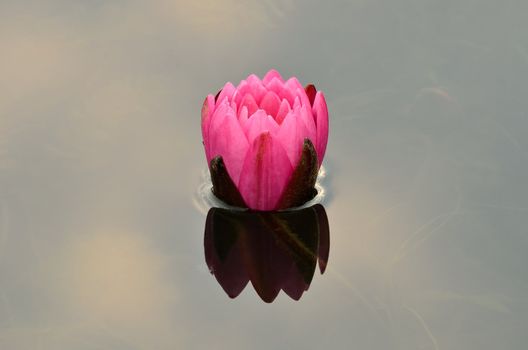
[276, 139, 319, 209]
[305, 84, 317, 106]
[209, 156, 247, 208]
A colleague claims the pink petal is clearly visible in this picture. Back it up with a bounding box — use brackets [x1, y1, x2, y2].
[275, 99, 291, 125]
[259, 91, 281, 118]
[216, 82, 237, 104]
[246, 73, 262, 86]
[265, 77, 283, 94]
[285, 77, 303, 91]
[262, 69, 284, 85]
[208, 104, 250, 185]
[239, 93, 259, 117]
[246, 74, 267, 103]
[266, 77, 294, 106]
[238, 133, 293, 211]
[244, 110, 279, 143]
[277, 108, 310, 168]
[313, 91, 329, 166]
[233, 80, 265, 105]
[230, 100, 238, 116]
[206, 98, 230, 164]
[295, 87, 312, 110]
[201, 94, 216, 160]
[238, 105, 249, 129]
[233, 80, 250, 105]
[292, 96, 301, 110]
[300, 104, 317, 145]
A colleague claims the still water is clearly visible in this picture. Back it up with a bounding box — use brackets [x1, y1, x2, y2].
[1, 0, 528, 349]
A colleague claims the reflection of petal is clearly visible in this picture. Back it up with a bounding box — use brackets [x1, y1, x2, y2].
[204, 209, 249, 298]
[314, 204, 330, 273]
[203, 205, 330, 303]
[246, 225, 283, 303]
[282, 269, 307, 300]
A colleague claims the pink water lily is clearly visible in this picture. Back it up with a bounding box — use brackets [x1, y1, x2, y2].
[201, 70, 329, 211]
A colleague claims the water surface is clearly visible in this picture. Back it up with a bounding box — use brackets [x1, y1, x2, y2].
[1, 1, 528, 349]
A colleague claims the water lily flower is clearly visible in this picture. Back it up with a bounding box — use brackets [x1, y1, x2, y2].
[201, 70, 329, 210]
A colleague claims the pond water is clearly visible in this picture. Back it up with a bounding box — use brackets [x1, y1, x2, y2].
[1, 1, 528, 349]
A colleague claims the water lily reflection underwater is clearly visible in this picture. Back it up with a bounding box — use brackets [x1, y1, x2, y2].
[205, 205, 329, 302]
[201, 70, 329, 210]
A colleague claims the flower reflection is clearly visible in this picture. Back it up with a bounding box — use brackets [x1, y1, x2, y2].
[204, 204, 330, 303]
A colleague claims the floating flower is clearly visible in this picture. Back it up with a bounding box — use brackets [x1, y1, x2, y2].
[201, 70, 329, 210]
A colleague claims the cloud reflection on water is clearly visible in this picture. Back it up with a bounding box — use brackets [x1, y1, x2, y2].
[1, 0, 528, 348]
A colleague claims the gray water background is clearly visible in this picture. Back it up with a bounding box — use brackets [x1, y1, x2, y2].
[1, 1, 527, 349]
